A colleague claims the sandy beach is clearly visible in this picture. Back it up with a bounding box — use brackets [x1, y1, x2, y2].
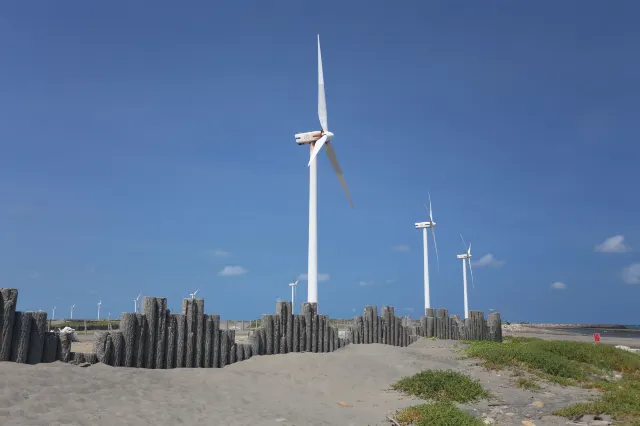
[504, 327, 640, 349]
[0, 338, 599, 426]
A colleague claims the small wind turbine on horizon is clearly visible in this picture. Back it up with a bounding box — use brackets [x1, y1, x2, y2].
[414, 193, 439, 313]
[70, 304, 75, 320]
[51, 306, 56, 321]
[294, 34, 353, 307]
[97, 300, 102, 320]
[289, 279, 299, 314]
[457, 234, 475, 319]
[190, 289, 199, 300]
[133, 293, 141, 313]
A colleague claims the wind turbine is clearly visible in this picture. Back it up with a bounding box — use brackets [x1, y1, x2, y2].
[289, 279, 299, 314]
[133, 293, 141, 313]
[52, 306, 56, 321]
[414, 193, 439, 312]
[70, 304, 75, 320]
[457, 234, 475, 319]
[97, 300, 102, 320]
[190, 289, 199, 300]
[294, 34, 353, 306]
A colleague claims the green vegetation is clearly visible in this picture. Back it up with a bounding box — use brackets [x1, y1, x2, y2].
[462, 337, 640, 423]
[515, 377, 541, 391]
[395, 401, 484, 426]
[391, 370, 491, 425]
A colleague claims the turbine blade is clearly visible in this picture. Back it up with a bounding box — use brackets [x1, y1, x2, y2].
[468, 258, 475, 289]
[428, 192, 434, 223]
[325, 143, 354, 207]
[460, 234, 468, 250]
[431, 227, 440, 271]
[308, 134, 328, 167]
[317, 34, 328, 132]
[468, 242, 472, 256]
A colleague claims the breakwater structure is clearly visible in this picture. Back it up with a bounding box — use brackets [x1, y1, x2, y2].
[1, 288, 502, 368]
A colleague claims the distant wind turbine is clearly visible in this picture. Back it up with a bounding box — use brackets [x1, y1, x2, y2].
[70, 304, 75, 320]
[190, 289, 199, 299]
[457, 234, 475, 319]
[52, 306, 56, 321]
[97, 300, 102, 320]
[133, 293, 141, 313]
[414, 193, 439, 313]
[289, 279, 299, 314]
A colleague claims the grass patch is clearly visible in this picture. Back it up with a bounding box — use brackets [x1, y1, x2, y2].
[462, 337, 640, 423]
[515, 377, 541, 391]
[391, 370, 490, 425]
[392, 369, 491, 403]
[395, 401, 484, 426]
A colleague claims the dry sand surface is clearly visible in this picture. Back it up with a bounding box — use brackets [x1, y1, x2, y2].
[0, 339, 600, 426]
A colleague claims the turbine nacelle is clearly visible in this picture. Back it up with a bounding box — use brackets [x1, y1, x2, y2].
[295, 131, 334, 145]
[457, 253, 472, 259]
[415, 221, 435, 229]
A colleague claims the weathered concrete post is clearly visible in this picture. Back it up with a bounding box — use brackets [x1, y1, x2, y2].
[381, 307, 390, 344]
[322, 315, 329, 353]
[111, 331, 124, 367]
[175, 314, 186, 368]
[0, 288, 18, 361]
[262, 314, 274, 355]
[10, 311, 32, 363]
[142, 297, 158, 368]
[488, 312, 502, 343]
[210, 315, 220, 367]
[42, 332, 58, 363]
[302, 303, 312, 352]
[27, 311, 47, 365]
[293, 315, 300, 352]
[205, 315, 213, 368]
[135, 313, 146, 368]
[220, 329, 229, 367]
[155, 299, 168, 369]
[166, 314, 177, 369]
[120, 312, 137, 367]
[286, 301, 293, 353]
[194, 299, 205, 368]
[426, 308, 436, 338]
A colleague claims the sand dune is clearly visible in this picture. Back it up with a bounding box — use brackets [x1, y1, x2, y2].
[0, 339, 597, 426]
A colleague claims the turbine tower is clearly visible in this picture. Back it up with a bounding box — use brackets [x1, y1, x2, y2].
[52, 306, 56, 321]
[70, 304, 75, 320]
[294, 34, 353, 306]
[289, 279, 299, 314]
[190, 289, 199, 300]
[457, 235, 475, 319]
[97, 300, 102, 320]
[133, 293, 141, 313]
[414, 193, 439, 312]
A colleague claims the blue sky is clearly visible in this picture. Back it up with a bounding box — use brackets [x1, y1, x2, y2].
[1, 1, 638, 324]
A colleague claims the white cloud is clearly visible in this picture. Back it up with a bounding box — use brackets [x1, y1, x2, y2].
[622, 263, 640, 285]
[595, 235, 630, 253]
[551, 281, 566, 290]
[391, 244, 410, 252]
[297, 273, 330, 282]
[218, 265, 247, 276]
[208, 249, 230, 257]
[471, 254, 505, 268]
[358, 280, 373, 287]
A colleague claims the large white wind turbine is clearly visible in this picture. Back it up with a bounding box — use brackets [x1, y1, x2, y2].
[97, 300, 102, 320]
[190, 289, 199, 300]
[457, 234, 475, 319]
[294, 34, 353, 306]
[52, 306, 56, 321]
[289, 279, 299, 314]
[414, 193, 439, 312]
[133, 293, 141, 313]
[70, 304, 75, 320]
